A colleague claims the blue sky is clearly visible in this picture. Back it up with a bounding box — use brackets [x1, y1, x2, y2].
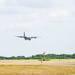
[0, 0, 75, 57]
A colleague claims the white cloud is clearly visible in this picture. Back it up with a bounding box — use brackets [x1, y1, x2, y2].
[14, 0, 52, 8]
[50, 10, 69, 17]
[0, 0, 75, 31]
[0, 0, 4, 4]
[49, 9, 70, 21]
[4, 0, 17, 5]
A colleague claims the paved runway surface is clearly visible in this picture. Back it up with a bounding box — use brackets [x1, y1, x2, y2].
[0, 60, 75, 65]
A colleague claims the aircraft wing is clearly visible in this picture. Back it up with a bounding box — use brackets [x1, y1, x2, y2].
[31, 37, 37, 39]
[17, 36, 23, 38]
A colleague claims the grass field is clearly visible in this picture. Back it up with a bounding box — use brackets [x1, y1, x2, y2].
[0, 65, 75, 75]
[0, 59, 75, 75]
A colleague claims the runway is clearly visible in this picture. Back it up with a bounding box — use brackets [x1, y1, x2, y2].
[0, 60, 75, 65]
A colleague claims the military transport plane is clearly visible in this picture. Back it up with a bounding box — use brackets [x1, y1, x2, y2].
[17, 32, 38, 41]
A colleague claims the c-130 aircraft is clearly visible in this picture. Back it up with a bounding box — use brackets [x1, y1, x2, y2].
[17, 32, 38, 41]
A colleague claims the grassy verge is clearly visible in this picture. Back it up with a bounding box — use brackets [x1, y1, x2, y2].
[0, 65, 75, 75]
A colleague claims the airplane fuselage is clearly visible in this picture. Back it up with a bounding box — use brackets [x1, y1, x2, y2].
[24, 37, 31, 40]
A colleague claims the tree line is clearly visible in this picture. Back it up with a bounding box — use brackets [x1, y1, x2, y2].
[0, 54, 75, 60]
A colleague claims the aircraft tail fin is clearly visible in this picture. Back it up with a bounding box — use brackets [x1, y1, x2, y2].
[23, 32, 25, 37]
